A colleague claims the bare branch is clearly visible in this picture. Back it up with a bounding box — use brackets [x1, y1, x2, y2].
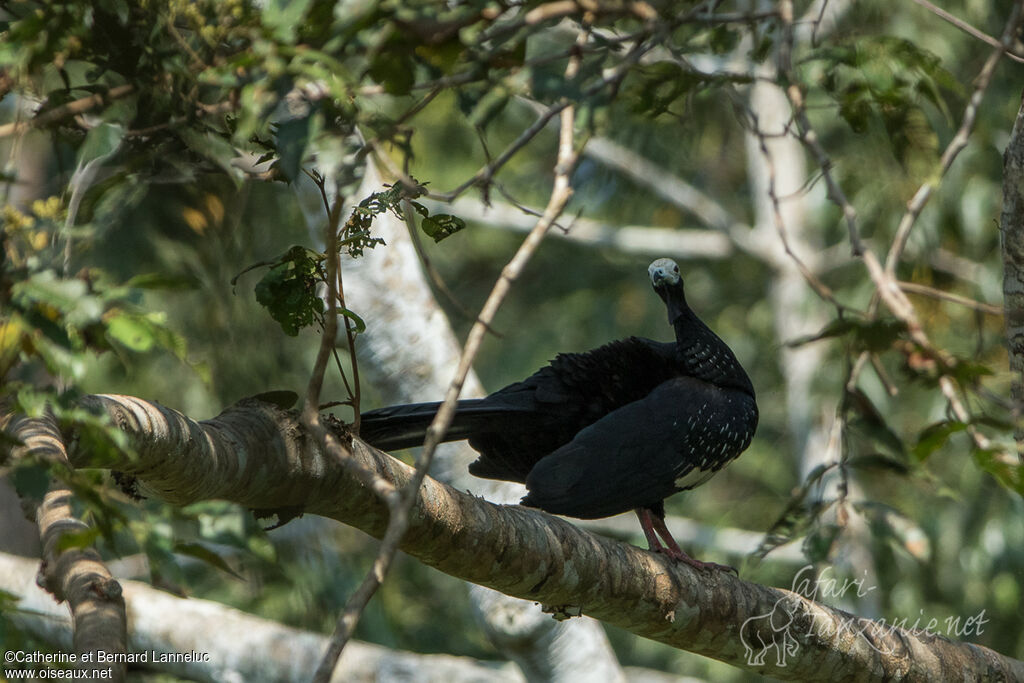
[909, 0, 1024, 63]
[582, 136, 785, 265]
[7, 413, 127, 681]
[63, 394, 1024, 681]
[747, 106, 843, 309]
[1001, 94, 1024, 458]
[0, 85, 135, 139]
[897, 281, 1003, 316]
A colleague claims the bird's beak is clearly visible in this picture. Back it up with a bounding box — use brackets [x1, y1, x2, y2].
[651, 269, 672, 289]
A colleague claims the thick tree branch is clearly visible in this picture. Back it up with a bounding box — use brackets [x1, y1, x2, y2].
[0, 85, 135, 139]
[63, 394, 1024, 681]
[1001, 94, 1024, 459]
[8, 413, 127, 681]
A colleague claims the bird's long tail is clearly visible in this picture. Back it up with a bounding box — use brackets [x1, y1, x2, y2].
[359, 399, 500, 451]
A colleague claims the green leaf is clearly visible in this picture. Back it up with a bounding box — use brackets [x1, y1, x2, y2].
[56, 527, 102, 552]
[468, 88, 510, 130]
[254, 247, 324, 336]
[122, 273, 199, 291]
[855, 501, 931, 561]
[972, 447, 1022, 494]
[173, 541, 244, 580]
[949, 360, 994, 385]
[420, 213, 466, 243]
[32, 334, 88, 379]
[787, 318, 905, 353]
[261, 0, 315, 42]
[786, 318, 856, 347]
[802, 523, 841, 563]
[622, 62, 707, 118]
[274, 114, 313, 182]
[12, 461, 51, 503]
[853, 319, 906, 353]
[178, 127, 243, 186]
[338, 307, 366, 334]
[106, 312, 160, 352]
[76, 122, 124, 171]
[846, 388, 905, 456]
[753, 463, 834, 560]
[15, 386, 49, 418]
[911, 420, 967, 461]
[846, 453, 911, 475]
[13, 270, 88, 315]
[368, 50, 415, 96]
[812, 37, 961, 139]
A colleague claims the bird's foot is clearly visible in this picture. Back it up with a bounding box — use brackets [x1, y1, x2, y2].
[656, 547, 737, 575]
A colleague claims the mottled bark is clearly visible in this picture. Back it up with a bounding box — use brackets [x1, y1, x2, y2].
[1001, 95, 1024, 458]
[7, 413, 127, 681]
[65, 394, 1024, 681]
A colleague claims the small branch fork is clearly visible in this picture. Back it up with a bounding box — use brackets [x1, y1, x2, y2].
[775, 0, 1024, 461]
[310, 30, 587, 683]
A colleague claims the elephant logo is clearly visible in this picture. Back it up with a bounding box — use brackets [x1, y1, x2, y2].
[740, 596, 800, 667]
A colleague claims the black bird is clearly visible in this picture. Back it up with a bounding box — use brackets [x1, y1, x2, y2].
[359, 258, 758, 571]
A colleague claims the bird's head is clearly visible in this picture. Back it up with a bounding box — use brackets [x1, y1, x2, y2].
[648, 258, 687, 323]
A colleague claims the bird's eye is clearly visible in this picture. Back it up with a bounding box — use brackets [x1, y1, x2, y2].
[673, 265, 679, 273]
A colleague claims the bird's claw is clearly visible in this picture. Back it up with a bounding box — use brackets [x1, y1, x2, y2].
[655, 547, 737, 575]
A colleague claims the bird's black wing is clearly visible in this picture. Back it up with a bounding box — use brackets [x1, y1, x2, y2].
[466, 336, 679, 482]
[521, 376, 756, 519]
[360, 336, 683, 483]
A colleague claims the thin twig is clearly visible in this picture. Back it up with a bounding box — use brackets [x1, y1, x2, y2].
[301, 190, 396, 502]
[0, 85, 134, 139]
[898, 281, 1003, 316]
[336, 262, 362, 428]
[749, 107, 843, 310]
[434, 100, 571, 201]
[312, 27, 587, 683]
[885, 2, 1024, 276]
[910, 0, 1024, 63]
[434, 37, 656, 202]
[399, 197, 503, 334]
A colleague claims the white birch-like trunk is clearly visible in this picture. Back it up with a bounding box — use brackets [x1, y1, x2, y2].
[323, 160, 625, 682]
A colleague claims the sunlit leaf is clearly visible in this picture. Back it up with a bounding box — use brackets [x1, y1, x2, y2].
[338, 307, 367, 334]
[261, 0, 314, 42]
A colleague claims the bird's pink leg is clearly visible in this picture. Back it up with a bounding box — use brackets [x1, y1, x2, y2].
[635, 509, 737, 574]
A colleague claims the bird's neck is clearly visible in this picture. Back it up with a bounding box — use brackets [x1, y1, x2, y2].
[672, 308, 754, 395]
